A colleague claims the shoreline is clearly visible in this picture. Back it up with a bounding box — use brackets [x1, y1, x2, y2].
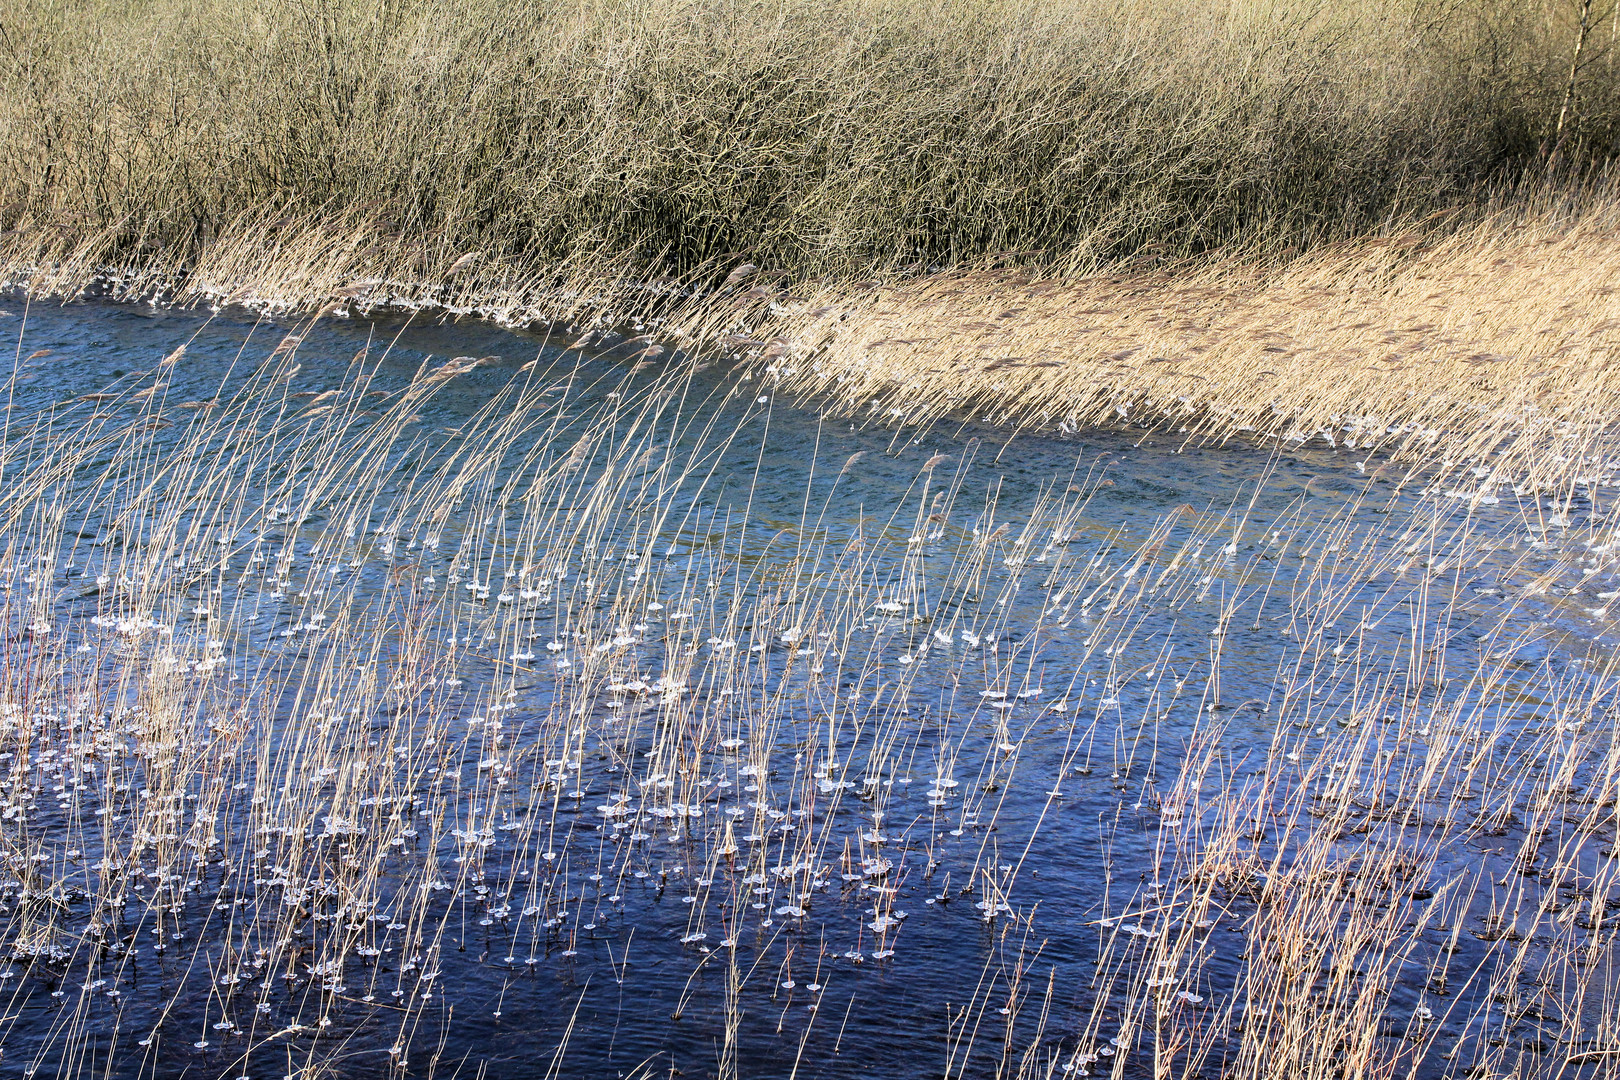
[4, 198, 1618, 495]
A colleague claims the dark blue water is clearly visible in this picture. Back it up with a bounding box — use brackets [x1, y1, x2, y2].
[0, 298, 1611, 1080]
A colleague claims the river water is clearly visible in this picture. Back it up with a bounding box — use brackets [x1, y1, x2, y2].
[0, 298, 1613, 1079]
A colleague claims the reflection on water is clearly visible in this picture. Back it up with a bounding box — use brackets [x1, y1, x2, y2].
[0, 299, 1612, 1079]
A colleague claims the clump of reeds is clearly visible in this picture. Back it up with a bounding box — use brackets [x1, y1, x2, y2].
[0, 298, 1617, 1078]
[0, 0, 1614, 297]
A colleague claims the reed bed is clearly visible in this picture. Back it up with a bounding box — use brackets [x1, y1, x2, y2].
[0, 305, 1612, 1077]
[0, 0, 1616, 288]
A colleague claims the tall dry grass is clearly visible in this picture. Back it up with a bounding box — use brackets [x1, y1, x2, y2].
[0, 2, 1618, 1074]
[0, 0, 1615, 290]
[755, 195, 1620, 492]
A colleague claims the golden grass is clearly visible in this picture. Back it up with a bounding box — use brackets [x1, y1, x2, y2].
[0, 0, 1615, 285]
[757, 197, 1620, 491]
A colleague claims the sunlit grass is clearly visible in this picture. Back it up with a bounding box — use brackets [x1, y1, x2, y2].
[0, 0, 1617, 1073]
[0, 306, 1612, 1077]
[0, 0, 1614, 293]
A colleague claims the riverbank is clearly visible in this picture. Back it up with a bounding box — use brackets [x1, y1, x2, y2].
[2, 0, 1617, 489]
[6, 190, 1617, 495]
[760, 196, 1620, 491]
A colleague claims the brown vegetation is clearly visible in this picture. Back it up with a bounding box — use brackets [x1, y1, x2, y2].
[759, 196, 1620, 489]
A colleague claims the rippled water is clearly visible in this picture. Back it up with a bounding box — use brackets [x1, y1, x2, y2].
[0, 298, 1613, 1079]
